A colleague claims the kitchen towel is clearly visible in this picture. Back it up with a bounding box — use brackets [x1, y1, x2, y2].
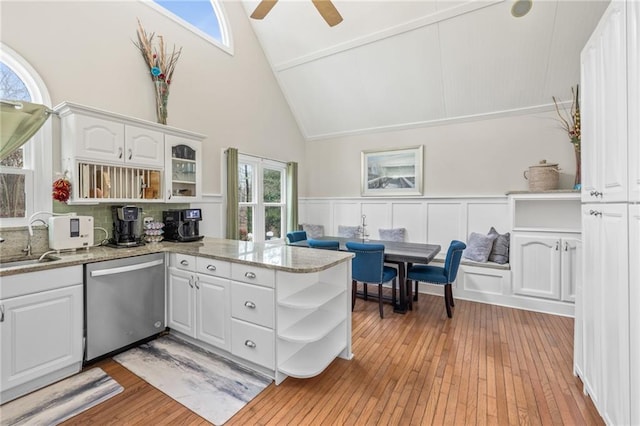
[0, 367, 123, 425]
[113, 334, 272, 425]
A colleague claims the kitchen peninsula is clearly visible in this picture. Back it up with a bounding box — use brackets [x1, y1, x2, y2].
[0, 238, 354, 403]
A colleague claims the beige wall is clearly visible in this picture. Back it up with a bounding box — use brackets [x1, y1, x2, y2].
[304, 110, 578, 197]
[0, 0, 306, 195]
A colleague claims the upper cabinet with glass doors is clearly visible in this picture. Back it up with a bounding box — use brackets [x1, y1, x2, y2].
[165, 135, 202, 202]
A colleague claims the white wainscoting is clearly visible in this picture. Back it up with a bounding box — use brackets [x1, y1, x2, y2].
[300, 196, 575, 317]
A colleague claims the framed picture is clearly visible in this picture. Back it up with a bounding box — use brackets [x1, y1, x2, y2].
[361, 145, 423, 196]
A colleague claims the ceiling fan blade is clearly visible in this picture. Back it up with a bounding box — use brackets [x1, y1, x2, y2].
[251, 0, 278, 20]
[311, 0, 343, 27]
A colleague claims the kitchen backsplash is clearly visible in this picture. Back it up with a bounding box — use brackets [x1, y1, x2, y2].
[0, 201, 189, 258]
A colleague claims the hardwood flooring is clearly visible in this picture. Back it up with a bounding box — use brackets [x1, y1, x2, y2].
[62, 294, 603, 425]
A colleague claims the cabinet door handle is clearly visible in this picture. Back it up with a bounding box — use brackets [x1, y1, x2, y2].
[180, 259, 189, 266]
[245, 271, 256, 279]
[168, 190, 172, 200]
[0, 305, 4, 322]
[188, 276, 194, 288]
[128, 149, 133, 160]
[118, 147, 123, 159]
[194, 276, 200, 290]
[206, 264, 216, 271]
[555, 241, 560, 251]
[244, 340, 257, 348]
[244, 301, 256, 309]
[564, 242, 569, 251]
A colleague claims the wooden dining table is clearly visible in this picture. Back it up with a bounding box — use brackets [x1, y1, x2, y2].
[291, 236, 441, 313]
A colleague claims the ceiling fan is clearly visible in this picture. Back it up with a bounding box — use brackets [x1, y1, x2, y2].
[250, 0, 343, 27]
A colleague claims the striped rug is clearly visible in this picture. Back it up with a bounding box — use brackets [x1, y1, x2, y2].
[0, 368, 123, 425]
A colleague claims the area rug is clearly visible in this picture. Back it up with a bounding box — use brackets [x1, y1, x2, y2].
[0, 367, 123, 426]
[113, 335, 272, 425]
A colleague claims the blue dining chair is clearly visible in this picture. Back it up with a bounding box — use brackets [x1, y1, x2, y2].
[406, 240, 466, 318]
[308, 239, 339, 250]
[346, 242, 398, 318]
[286, 230, 307, 244]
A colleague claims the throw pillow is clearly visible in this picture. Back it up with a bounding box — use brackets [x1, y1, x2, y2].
[488, 227, 510, 264]
[463, 232, 498, 263]
[379, 228, 406, 242]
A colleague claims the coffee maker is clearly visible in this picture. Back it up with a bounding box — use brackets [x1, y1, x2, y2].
[110, 205, 145, 247]
[163, 209, 204, 242]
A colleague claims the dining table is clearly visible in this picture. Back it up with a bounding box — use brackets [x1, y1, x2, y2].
[290, 236, 441, 313]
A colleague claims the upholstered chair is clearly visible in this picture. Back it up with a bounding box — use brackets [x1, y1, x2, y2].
[338, 225, 360, 238]
[378, 228, 406, 242]
[346, 242, 398, 318]
[307, 239, 340, 250]
[406, 240, 466, 318]
[301, 223, 325, 238]
[286, 230, 307, 244]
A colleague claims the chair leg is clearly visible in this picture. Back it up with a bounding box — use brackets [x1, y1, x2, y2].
[449, 284, 455, 307]
[392, 278, 397, 305]
[444, 284, 453, 318]
[363, 283, 368, 300]
[378, 283, 384, 318]
[406, 278, 413, 310]
[414, 280, 419, 301]
[352, 280, 357, 311]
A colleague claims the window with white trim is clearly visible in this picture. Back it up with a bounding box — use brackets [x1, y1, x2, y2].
[145, 0, 233, 55]
[0, 43, 53, 226]
[238, 155, 287, 242]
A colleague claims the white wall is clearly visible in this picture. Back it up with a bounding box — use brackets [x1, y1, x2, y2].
[304, 110, 578, 197]
[0, 0, 306, 196]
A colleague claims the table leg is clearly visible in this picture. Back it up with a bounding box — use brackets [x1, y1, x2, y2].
[393, 262, 408, 314]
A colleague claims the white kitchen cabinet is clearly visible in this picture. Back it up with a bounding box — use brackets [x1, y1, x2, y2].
[55, 101, 204, 203]
[0, 266, 83, 404]
[581, 1, 628, 203]
[167, 254, 231, 351]
[165, 135, 202, 203]
[629, 205, 640, 425]
[511, 234, 580, 302]
[581, 204, 630, 425]
[628, 1, 640, 203]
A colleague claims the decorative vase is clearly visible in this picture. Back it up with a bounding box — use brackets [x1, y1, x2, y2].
[573, 141, 581, 190]
[154, 80, 169, 125]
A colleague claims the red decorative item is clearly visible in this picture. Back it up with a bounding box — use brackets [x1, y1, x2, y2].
[52, 176, 71, 203]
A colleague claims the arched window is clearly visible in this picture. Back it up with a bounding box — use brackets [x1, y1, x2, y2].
[145, 0, 233, 55]
[0, 42, 53, 226]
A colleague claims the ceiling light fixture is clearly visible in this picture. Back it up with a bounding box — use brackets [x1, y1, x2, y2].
[511, 0, 533, 17]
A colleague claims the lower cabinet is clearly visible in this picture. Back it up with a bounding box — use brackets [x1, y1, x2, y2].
[167, 256, 230, 352]
[167, 253, 352, 385]
[0, 266, 83, 404]
[512, 233, 581, 302]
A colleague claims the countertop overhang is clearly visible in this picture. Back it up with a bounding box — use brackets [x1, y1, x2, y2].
[0, 237, 354, 277]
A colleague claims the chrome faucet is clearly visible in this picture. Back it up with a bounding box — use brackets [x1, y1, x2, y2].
[23, 218, 48, 256]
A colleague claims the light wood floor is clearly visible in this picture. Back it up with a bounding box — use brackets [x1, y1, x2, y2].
[63, 293, 603, 425]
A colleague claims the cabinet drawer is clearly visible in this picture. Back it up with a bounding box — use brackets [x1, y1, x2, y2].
[231, 264, 275, 288]
[171, 253, 195, 271]
[196, 257, 231, 278]
[231, 282, 274, 328]
[231, 319, 274, 369]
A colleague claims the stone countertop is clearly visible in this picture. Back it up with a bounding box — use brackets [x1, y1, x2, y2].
[0, 237, 354, 277]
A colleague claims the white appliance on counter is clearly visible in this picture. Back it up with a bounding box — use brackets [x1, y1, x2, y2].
[48, 215, 93, 251]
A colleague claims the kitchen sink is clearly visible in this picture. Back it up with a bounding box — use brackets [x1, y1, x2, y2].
[0, 255, 61, 269]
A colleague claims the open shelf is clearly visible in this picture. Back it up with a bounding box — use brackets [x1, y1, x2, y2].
[278, 282, 344, 309]
[278, 309, 346, 343]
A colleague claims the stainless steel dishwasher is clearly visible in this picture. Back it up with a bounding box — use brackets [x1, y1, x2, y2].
[85, 252, 165, 362]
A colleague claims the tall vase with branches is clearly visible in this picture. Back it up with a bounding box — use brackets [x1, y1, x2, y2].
[134, 19, 182, 125]
[553, 85, 581, 189]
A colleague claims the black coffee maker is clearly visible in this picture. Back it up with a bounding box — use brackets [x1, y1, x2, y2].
[163, 209, 204, 242]
[110, 205, 144, 247]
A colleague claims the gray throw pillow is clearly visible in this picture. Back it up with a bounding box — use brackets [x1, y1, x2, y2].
[301, 223, 325, 238]
[488, 227, 510, 264]
[338, 225, 360, 238]
[379, 228, 406, 242]
[463, 232, 498, 262]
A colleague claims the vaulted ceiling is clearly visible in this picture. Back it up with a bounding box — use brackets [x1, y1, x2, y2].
[241, 0, 609, 140]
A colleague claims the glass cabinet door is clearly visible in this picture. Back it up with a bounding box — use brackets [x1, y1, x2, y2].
[165, 136, 201, 202]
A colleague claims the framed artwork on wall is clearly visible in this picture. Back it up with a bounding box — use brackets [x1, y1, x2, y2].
[361, 145, 423, 196]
